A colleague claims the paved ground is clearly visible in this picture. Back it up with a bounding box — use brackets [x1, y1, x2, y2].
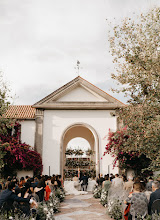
[55, 193, 112, 220]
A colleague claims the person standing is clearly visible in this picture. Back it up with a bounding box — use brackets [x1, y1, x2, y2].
[81, 173, 88, 191]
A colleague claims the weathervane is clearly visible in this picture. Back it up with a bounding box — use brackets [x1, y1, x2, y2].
[74, 60, 82, 76]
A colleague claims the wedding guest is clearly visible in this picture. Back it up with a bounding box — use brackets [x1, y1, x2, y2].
[18, 182, 38, 215]
[19, 177, 26, 188]
[122, 174, 127, 183]
[102, 175, 111, 192]
[5, 177, 12, 189]
[57, 175, 62, 188]
[125, 182, 148, 219]
[0, 182, 33, 213]
[45, 183, 51, 201]
[148, 181, 160, 215]
[97, 174, 105, 186]
[124, 176, 134, 193]
[110, 173, 115, 182]
[34, 180, 45, 202]
[0, 182, 2, 193]
[112, 174, 123, 188]
[146, 177, 153, 191]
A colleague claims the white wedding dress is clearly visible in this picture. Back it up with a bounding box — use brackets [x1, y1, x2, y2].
[64, 181, 88, 195]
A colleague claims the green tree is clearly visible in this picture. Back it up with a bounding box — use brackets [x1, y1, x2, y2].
[107, 7, 160, 171]
[0, 73, 15, 175]
[0, 73, 15, 135]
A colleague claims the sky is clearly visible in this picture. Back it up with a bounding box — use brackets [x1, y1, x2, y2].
[1, 0, 160, 105]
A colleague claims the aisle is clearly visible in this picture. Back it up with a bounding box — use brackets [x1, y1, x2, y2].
[55, 193, 112, 220]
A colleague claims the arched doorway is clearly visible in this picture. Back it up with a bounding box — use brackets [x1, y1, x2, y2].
[60, 123, 99, 178]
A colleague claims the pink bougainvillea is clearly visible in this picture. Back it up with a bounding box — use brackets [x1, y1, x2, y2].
[0, 122, 43, 175]
[103, 128, 151, 175]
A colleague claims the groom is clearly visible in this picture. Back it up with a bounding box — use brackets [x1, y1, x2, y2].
[81, 172, 88, 191]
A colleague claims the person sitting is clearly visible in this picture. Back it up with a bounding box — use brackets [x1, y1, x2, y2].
[124, 182, 148, 219]
[44, 176, 51, 201]
[146, 177, 153, 192]
[0, 181, 34, 215]
[148, 181, 160, 215]
[97, 174, 105, 186]
[18, 182, 38, 215]
[102, 175, 111, 192]
[123, 176, 134, 193]
[34, 180, 45, 202]
[112, 174, 123, 188]
[19, 177, 26, 188]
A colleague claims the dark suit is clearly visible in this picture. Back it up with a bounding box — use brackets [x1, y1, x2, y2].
[148, 188, 160, 214]
[81, 175, 88, 191]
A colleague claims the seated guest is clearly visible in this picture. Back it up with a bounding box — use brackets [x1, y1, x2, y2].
[56, 175, 62, 188]
[5, 177, 12, 189]
[0, 182, 2, 192]
[123, 176, 134, 193]
[112, 174, 123, 188]
[19, 177, 26, 188]
[125, 182, 148, 219]
[44, 177, 51, 201]
[148, 181, 160, 215]
[146, 177, 153, 191]
[18, 182, 38, 215]
[110, 173, 115, 182]
[97, 174, 105, 186]
[122, 174, 127, 183]
[0, 182, 34, 213]
[34, 180, 45, 202]
[102, 175, 111, 192]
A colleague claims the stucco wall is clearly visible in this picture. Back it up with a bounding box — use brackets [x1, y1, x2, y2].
[20, 120, 35, 147]
[42, 110, 118, 176]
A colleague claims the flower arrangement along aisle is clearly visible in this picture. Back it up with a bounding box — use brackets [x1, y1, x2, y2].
[54, 188, 65, 203]
[100, 188, 109, 207]
[107, 199, 122, 220]
[93, 186, 102, 199]
[0, 122, 42, 177]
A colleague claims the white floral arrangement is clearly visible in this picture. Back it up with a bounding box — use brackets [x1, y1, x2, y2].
[93, 186, 102, 199]
[48, 194, 60, 214]
[100, 188, 108, 206]
[107, 198, 122, 220]
[55, 188, 65, 202]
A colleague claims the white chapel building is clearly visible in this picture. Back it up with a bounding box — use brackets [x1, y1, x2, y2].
[7, 76, 125, 177]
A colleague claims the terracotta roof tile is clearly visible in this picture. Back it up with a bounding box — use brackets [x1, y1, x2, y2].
[5, 105, 35, 119]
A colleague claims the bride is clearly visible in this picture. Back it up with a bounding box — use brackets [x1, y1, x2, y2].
[64, 175, 88, 195]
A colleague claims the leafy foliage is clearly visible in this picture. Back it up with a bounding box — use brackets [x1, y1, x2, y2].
[93, 186, 102, 199]
[104, 128, 152, 175]
[0, 123, 42, 177]
[107, 7, 160, 170]
[107, 199, 122, 220]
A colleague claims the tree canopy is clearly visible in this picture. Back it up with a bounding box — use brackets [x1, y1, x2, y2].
[0, 73, 15, 135]
[105, 7, 160, 171]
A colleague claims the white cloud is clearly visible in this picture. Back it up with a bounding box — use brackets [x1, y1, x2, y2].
[0, 0, 159, 104]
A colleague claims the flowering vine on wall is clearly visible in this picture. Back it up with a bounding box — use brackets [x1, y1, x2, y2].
[0, 122, 42, 177]
[103, 128, 151, 175]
